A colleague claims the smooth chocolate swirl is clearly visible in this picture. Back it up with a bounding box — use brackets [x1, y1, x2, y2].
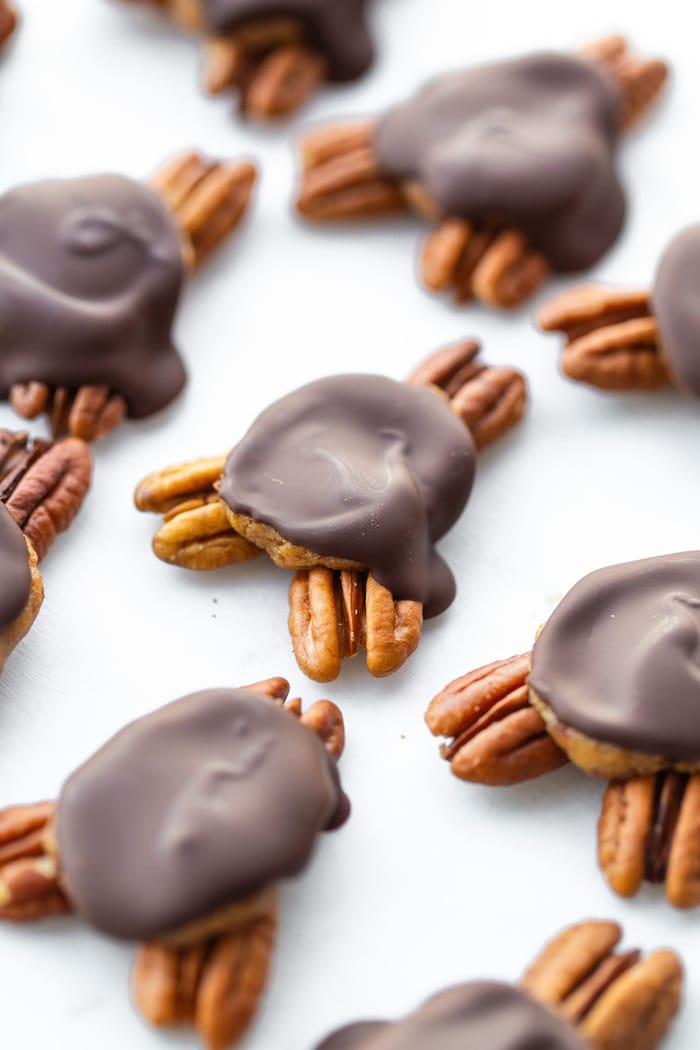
[56, 688, 349, 940]
[0, 503, 30, 633]
[314, 982, 586, 1050]
[219, 374, 476, 618]
[374, 52, 624, 272]
[0, 175, 186, 418]
[200, 0, 373, 81]
[531, 552, 700, 759]
[653, 225, 700, 397]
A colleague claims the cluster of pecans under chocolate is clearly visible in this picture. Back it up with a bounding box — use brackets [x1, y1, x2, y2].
[134, 338, 527, 682]
[427, 552, 700, 911]
[0, 7, 697, 1049]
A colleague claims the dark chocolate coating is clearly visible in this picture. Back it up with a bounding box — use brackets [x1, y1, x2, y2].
[219, 374, 476, 618]
[531, 552, 700, 759]
[653, 225, 700, 397]
[374, 52, 624, 272]
[0, 175, 186, 418]
[0, 504, 30, 633]
[200, 0, 373, 82]
[56, 688, 349, 940]
[314, 982, 586, 1050]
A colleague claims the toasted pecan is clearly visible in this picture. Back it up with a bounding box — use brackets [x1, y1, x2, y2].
[0, 802, 70, 922]
[0, 431, 92, 560]
[599, 773, 700, 908]
[426, 653, 567, 785]
[538, 285, 670, 391]
[152, 151, 256, 267]
[134, 903, 278, 1050]
[521, 919, 682, 1050]
[407, 339, 527, 449]
[289, 567, 422, 682]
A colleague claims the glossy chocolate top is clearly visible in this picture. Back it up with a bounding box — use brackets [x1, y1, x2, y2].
[0, 175, 186, 419]
[0, 504, 30, 633]
[374, 52, 624, 272]
[56, 688, 349, 940]
[653, 225, 700, 397]
[531, 552, 700, 759]
[200, 0, 373, 82]
[314, 982, 586, 1050]
[219, 374, 476, 618]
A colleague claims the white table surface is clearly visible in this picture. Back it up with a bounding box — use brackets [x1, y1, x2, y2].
[1, 0, 698, 1047]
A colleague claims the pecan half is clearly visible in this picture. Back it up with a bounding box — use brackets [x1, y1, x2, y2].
[0, 0, 16, 46]
[537, 285, 671, 391]
[296, 122, 408, 221]
[581, 36, 669, 131]
[421, 223, 550, 309]
[0, 430, 92, 560]
[289, 567, 422, 682]
[244, 678, 346, 759]
[425, 652, 567, 785]
[296, 128, 550, 308]
[296, 38, 666, 310]
[0, 802, 70, 921]
[134, 455, 261, 570]
[134, 902, 278, 1050]
[10, 382, 128, 444]
[521, 919, 682, 1050]
[151, 151, 257, 267]
[407, 340, 527, 449]
[125, 1, 328, 119]
[599, 772, 700, 908]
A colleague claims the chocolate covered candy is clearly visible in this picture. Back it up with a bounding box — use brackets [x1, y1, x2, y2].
[57, 687, 348, 939]
[117, 0, 375, 119]
[375, 53, 623, 273]
[220, 374, 476, 618]
[297, 37, 668, 310]
[0, 152, 256, 441]
[427, 554, 700, 907]
[135, 341, 527, 681]
[201, 0, 373, 81]
[314, 921, 682, 1050]
[0, 175, 186, 420]
[0, 680, 347, 1048]
[316, 983, 587, 1050]
[530, 552, 700, 770]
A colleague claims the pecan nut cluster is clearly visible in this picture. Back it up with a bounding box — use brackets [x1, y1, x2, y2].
[119, 0, 373, 119]
[296, 37, 667, 310]
[0, 151, 256, 444]
[0, 678, 346, 1050]
[135, 341, 527, 682]
[428, 649, 700, 910]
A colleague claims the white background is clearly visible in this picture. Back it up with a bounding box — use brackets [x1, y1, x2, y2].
[1, 1, 699, 1047]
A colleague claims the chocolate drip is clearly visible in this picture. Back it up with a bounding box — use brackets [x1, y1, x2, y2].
[531, 552, 700, 759]
[653, 225, 700, 397]
[200, 0, 373, 81]
[56, 688, 349, 940]
[315, 982, 586, 1050]
[219, 375, 476, 618]
[375, 52, 624, 272]
[0, 503, 30, 633]
[0, 175, 186, 419]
